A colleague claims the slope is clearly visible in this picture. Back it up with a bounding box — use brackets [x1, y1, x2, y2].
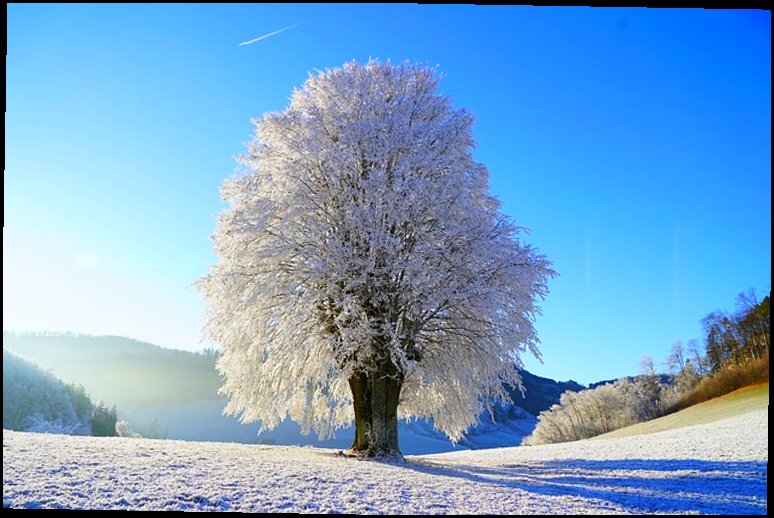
[595, 382, 769, 440]
[3, 350, 92, 435]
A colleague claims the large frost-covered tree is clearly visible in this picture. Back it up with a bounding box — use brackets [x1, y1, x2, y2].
[198, 60, 555, 457]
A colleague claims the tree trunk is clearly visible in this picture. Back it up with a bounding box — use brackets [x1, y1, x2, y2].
[349, 362, 403, 457]
[349, 372, 372, 452]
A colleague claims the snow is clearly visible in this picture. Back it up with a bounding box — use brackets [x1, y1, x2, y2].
[3, 408, 767, 514]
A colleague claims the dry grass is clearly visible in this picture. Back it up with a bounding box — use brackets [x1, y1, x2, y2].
[666, 353, 769, 413]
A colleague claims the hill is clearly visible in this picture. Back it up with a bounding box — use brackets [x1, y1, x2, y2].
[2, 332, 221, 407]
[2, 332, 583, 452]
[3, 349, 92, 435]
[2, 403, 766, 513]
[595, 382, 769, 440]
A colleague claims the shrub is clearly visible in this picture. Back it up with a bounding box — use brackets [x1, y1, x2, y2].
[665, 352, 768, 413]
[522, 375, 665, 445]
[115, 420, 142, 438]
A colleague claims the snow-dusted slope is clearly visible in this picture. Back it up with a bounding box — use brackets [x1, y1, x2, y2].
[3, 409, 767, 514]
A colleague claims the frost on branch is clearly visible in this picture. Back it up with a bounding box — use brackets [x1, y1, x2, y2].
[198, 60, 555, 445]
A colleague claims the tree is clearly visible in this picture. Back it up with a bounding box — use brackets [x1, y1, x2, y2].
[686, 339, 710, 376]
[91, 402, 118, 437]
[147, 417, 167, 439]
[734, 290, 770, 361]
[661, 360, 701, 409]
[198, 60, 555, 457]
[64, 383, 94, 428]
[665, 340, 686, 374]
[638, 354, 655, 376]
[634, 354, 662, 420]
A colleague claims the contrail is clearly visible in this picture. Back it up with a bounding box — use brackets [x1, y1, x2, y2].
[238, 22, 303, 46]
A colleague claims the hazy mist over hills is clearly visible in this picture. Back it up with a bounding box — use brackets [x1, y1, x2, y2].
[3, 332, 220, 407]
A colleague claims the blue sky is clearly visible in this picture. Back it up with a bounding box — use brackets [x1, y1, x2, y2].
[5, 5, 770, 385]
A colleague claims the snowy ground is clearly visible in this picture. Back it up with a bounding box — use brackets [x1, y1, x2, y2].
[3, 408, 767, 514]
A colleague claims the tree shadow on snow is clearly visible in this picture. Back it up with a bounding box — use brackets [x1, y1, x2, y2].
[404, 457, 768, 514]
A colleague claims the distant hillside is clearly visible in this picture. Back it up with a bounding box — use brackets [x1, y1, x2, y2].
[588, 373, 672, 390]
[511, 370, 584, 415]
[2, 332, 221, 408]
[2, 332, 585, 452]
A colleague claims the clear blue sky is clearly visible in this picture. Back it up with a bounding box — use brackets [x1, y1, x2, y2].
[5, 5, 770, 385]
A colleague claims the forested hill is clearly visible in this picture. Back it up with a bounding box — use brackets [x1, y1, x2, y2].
[2, 332, 221, 409]
[512, 370, 584, 415]
[3, 349, 92, 434]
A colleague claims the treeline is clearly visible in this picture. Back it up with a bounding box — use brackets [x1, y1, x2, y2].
[702, 289, 769, 373]
[3, 349, 118, 436]
[663, 292, 769, 413]
[524, 289, 770, 446]
[666, 289, 770, 412]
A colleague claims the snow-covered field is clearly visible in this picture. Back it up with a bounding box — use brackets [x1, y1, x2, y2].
[3, 408, 767, 514]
